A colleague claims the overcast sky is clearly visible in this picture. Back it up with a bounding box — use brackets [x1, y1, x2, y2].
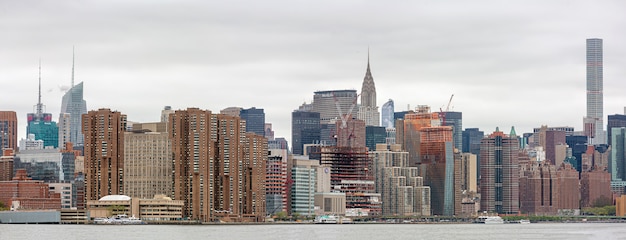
[2, 0, 626, 145]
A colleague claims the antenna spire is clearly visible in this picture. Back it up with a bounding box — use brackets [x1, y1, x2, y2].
[71, 46, 75, 87]
[37, 59, 43, 115]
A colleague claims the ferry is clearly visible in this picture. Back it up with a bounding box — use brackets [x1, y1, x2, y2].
[475, 216, 504, 224]
[93, 214, 144, 225]
[518, 219, 531, 224]
[315, 215, 338, 224]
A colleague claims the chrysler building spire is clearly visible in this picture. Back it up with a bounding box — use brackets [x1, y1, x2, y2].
[360, 49, 376, 108]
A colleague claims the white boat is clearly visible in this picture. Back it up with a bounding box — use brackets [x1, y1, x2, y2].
[476, 216, 504, 224]
[315, 215, 338, 224]
[519, 219, 531, 224]
[94, 214, 144, 225]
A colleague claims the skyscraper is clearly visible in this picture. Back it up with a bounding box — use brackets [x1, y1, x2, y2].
[480, 128, 520, 214]
[357, 53, 380, 126]
[240, 107, 265, 137]
[442, 111, 462, 152]
[610, 127, 626, 182]
[584, 38, 604, 145]
[291, 111, 320, 155]
[123, 129, 172, 199]
[608, 114, 626, 146]
[27, 62, 58, 148]
[82, 108, 127, 201]
[60, 50, 87, 147]
[312, 90, 359, 124]
[381, 99, 394, 128]
[0, 111, 18, 151]
[419, 126, 457, 216]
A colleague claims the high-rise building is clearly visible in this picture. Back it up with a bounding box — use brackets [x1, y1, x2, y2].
[396, 105, 440, 166]
[480, 128, 520, 214]
[312, 90, 359, 125]
[0, 111, 17, 151]
[419, 126, 457, 216]
[14, 144, 64, 182]
[584, 38, 604, 145]
[381, 99, 394, 128]
[371, 144, 430, 216]
[160, 106, 174, 123]
[123, 129, 172, 199]
[290, 158, 318, 216]
[26, 62, 58, 148]
[58, 113, 71, 150]
[60, 82, 87, 147]
[610, 128, 626, 183]
[240, 107, 265, 137]
[169, 108, 266, 222]
[365, 126, 387, 151]
[82, 108, 126, 201]
[545, 130, 567, 165]
[321, 146, 381, 215]
[608, 114, 626, 146]
[580, 167, 611, 208]
[519, 161, 558, 215]
[442, 111, 462, 152]
[266, 149, 288, 215]
[357, 54, 380, 126]
[291, 111, 320, 155]
[462, 128, 483, 181]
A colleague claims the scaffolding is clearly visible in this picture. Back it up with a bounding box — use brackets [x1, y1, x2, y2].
[320, 146, 381, 215]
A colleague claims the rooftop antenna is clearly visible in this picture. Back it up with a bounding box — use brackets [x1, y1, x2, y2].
[71, 46, 75, 87]
[36, 58, 43, 116]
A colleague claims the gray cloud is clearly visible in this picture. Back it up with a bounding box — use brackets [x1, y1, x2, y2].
[2, 0, 626, 145]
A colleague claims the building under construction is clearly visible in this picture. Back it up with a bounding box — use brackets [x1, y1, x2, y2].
[320, 146, 381, 215]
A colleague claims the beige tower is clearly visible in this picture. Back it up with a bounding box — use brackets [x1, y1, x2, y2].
[123, 130, 172, 199]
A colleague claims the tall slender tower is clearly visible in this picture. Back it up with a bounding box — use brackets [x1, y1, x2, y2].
[584, 38, 604, 145]
[60, 48, 87, 147]
[357, 51, 380, 126]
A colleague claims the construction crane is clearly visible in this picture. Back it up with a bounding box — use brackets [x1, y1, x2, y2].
[439, 94, 454, 126]
[333, 92, 360, 129]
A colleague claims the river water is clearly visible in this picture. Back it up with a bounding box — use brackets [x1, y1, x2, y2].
[1, 223, 625, 240]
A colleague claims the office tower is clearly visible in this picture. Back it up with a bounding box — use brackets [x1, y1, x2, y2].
[608, 114, 626, 146]
[442, 111, 462, 151]
[14, 138, 64, 182]
[26, 62, 58, 148]
[291, 111, 320, 155]
[240, 107, 265, 137]
[371, 144, 431, 216]
[365, 126, 386, 151]
[357, 54, 380, 126]
[268, 137, 289, 150]
[419, 126, 457, 216]
[556, 163, 580, 214]
[266, 149, 288, 215]
[396, 105, 440, 166]
[462, 128, 483, 181]
[382, 99, 394, 128]
[336, 117, 366, 148]
[82, 109, 126, 201]
[312, 90, 359, 124]
[290, 158, 318, 216]
[566, 135, 588, 171]
[480, 128, 520, 214]
[0, 111, 18, 151]
[610, 127, 626, 194]
[321, 146, 381, 215]
[123, 129, 172, 199]
[519, 161, 558, 215]
[0, 149, 14, 181]
[584, 38, 604, 145]
[545, 130, 567, 165]
[60, 82, 87, 146]
[319, 123, 337, 146]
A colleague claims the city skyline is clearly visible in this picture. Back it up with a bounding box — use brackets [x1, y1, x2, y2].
[2, 1, 626, 145]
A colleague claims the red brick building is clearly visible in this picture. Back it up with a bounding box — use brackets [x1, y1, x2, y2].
[0, 169, 61, 210]
[556, 163, 581, 213]
[580, 167, 612, 207]
[519, 161, 558, 215]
